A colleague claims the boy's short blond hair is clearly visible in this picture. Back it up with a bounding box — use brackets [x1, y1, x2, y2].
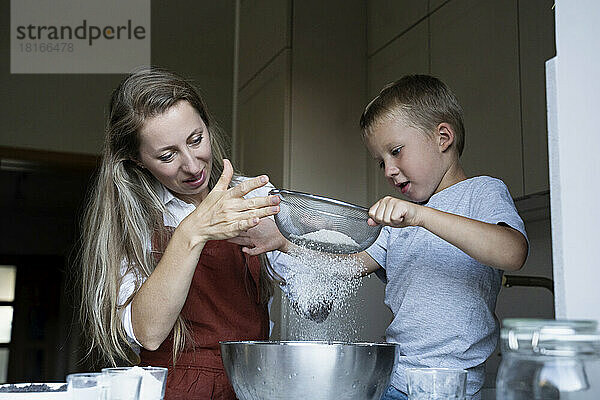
[360, 75, 465, 157]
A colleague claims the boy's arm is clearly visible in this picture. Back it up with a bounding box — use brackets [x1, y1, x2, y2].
[419, 207, 528, 271]
[368, 197, 528, 272]
[356, 249, 384, 275]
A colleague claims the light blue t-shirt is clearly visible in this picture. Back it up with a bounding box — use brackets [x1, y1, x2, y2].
[366, 176, 527, 398]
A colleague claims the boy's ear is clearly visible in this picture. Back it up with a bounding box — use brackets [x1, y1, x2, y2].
[436, 122, 455, 152]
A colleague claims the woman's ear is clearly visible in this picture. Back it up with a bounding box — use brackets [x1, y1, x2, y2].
[437, 122, 455, 152]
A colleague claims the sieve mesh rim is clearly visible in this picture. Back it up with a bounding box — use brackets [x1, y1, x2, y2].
[269, 189, 369, 212]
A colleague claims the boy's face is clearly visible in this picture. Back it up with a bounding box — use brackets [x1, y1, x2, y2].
[365, 118, 448, 203]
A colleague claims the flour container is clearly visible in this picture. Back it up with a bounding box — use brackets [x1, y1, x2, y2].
[496, 319, 600, 400]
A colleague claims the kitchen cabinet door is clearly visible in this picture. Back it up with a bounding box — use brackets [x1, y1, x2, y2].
[429, 0, 451, 12]
[519, 0, 555, 195]
[289, 0, 367, 204]
[236, 50, 291, 189]
[368, 0, 429, 55]
[430, 0, 524, 197]
[367, 20, 430, 205]
[238, 0, 291, 88]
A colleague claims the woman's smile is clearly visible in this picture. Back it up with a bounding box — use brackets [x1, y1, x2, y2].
[182, 169, 207, 188]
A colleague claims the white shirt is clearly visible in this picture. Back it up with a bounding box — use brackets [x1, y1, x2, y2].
[118, 177, 297, 347]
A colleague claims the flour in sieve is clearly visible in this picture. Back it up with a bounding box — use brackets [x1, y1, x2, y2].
[291, 229, 359, 248]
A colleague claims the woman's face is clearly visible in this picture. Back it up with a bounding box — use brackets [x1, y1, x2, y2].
[137, 100, 213, 204]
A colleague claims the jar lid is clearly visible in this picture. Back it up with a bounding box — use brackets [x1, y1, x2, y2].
[501, 318, 600, 357]
[502, 318, 597, 334]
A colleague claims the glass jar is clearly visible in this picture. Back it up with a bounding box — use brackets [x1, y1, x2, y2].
[496, 319, 600, 400]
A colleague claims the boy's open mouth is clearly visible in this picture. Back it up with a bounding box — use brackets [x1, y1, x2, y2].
[397, 181, 410, 194]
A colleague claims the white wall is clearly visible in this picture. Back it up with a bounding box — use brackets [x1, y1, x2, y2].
[0, 0, 235, 155]
[548, 0, 600, 322]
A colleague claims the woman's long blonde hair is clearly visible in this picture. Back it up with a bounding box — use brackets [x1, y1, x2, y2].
[79, 67, 275, 367]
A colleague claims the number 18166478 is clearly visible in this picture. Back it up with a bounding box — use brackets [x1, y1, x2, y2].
[19, 42, 74, 52]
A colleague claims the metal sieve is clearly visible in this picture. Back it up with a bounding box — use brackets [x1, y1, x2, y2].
[269, 189, 382, 254]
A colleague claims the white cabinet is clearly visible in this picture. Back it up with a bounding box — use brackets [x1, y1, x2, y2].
[430, 0, 523, 197]
[238, 0, 291, 88]
[367, 20, 430, 204]
[519, 0, 555, 194]
[368, 19, 429, 96]
[368, 0, 428, 55]
[289, 1, 368, 202]
[237, 51, 291, 189]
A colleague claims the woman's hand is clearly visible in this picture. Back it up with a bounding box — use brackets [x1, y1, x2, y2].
[178, 159, 281, 249]
[227, 217, 290, 255]
[367, 196, 423, 228]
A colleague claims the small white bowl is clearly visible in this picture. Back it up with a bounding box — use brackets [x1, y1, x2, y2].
[0, 382, 67, 399]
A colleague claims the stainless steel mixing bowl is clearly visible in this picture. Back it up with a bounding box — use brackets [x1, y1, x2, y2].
[220, 341, 396, 400]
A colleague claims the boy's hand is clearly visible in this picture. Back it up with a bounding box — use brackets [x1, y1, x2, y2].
[227, 217, 289, 255]
[367, 196, 422, 228]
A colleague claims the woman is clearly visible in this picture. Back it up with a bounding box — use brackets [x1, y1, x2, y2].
[79, 67, 283, 399]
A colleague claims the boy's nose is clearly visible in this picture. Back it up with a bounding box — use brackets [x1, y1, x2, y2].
[384, 164, 399, 178]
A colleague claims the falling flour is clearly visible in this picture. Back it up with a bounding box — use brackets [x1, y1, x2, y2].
[279, 246, 367, 342]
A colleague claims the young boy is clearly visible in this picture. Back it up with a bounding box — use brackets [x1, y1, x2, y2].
[355, 75, 529, 400]
[235, 75, 528, 399]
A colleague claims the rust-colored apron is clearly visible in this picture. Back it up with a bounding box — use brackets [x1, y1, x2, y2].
[140, 236, 269, 400]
